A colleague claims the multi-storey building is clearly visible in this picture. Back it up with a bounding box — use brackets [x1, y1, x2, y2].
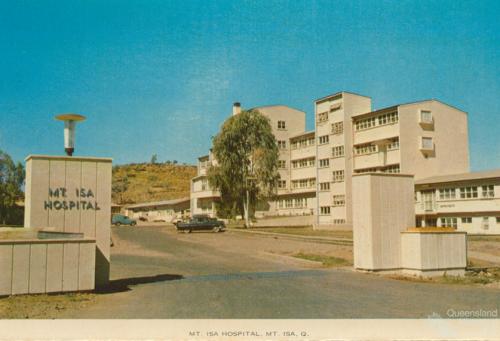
[190, 91, 498, 233]
[415, 170, 500, 234]
[314, 92, 372, 227]
[190, 103, 313, 217]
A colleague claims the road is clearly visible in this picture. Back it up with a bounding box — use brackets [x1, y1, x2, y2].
[61, 226, 499, 319]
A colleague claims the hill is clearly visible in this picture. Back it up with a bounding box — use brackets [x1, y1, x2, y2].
[112, 163, 197, 204]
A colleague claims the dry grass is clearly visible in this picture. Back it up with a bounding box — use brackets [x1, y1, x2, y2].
[0, 292, 95, 319]
[248, 226, 353, 239]
[112, 163, 196, 204]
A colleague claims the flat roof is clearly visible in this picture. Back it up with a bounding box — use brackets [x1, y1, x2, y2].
[126, 197, 190, 209]
[415, 169, 500, 185]
[352, 99, 467, 120]
[290, 130, 315, 139]
[315, 91, 371, 103]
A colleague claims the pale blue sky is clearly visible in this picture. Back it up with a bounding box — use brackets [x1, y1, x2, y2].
[0, 0, 498, 170]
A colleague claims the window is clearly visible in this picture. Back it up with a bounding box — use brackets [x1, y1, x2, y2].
[331, 121, 343, 135]
[387, 138, 400, 151]
[461, 217, 472, 224]
[378, 111, 398, 125]
[482, 217, 489, 230]
[354, 144, 377, 155]
[201, 179, 208, 191]
[420, 110, 433, 124]
[421, 137, 434, 150]
[319, 158, 330, 168]
[278, 160, 286, 169]
[440, 217, 457, 228]
[295, 198, 307, 208]
[320, 206, 331, 215]
[285, 199, 293, 208]
[355, 117, 377, 131]
[277, 120, 286, 130]
[319, 182, 330, 191]
[292, 157, 315, 169]
[332, 195, 345, 207]
[355, 167, 378, 174]
[330, 103, 342, 112]
[460, 187, 478, 199]
[332, 145, 344, 158]
[482, 185, 494, 198]
[277, 180, 286, 189]
[333, 219, 346, 224]
[496, 217, 500, 224]
[291, 178, 316, 189]
[382, 164, 400, 173]
[317, 111, 328, 123]
[332, 170, 344, 183]
[439, 188, 456, 200]
[308, 137, 315, 145]
[319, 135, 329, 144]
[277, 140, 287, 149]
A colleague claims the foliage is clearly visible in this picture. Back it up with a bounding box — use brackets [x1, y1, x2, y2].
[207, 109, 279, 219]
[0, 150, 25, 225]
[150, 154, 158, 164]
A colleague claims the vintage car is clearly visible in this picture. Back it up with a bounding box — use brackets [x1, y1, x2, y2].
[112, 214, 137, 226]
[175, 214, 225, 233]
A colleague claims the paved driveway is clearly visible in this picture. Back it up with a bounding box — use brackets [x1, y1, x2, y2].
[62, 226, 499, 319]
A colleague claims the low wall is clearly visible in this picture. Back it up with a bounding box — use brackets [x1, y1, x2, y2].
[0, 232, 95, 296]
[401, 230, 467, 277]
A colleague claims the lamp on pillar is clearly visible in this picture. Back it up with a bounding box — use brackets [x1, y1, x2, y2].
[55, 114, 86, 156]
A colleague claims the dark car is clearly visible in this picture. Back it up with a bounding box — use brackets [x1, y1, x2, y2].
[175, 214, 225, 233]
[112, 214, 137, 226]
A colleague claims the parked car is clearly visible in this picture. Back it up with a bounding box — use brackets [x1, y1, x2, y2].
[112, 214, 137, 226]
[175, 214, 225, 233]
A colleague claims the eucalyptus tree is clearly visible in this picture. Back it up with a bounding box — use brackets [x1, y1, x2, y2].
[207, 109, 280, 227]
[0, 150, 25, 225]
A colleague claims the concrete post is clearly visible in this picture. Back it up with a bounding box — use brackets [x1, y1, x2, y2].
[352, 173, 415, 272]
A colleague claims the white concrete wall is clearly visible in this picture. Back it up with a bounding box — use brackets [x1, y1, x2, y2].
[352, 173, 415, 270]
[24, 155, 112, 287]
[401, 232, 467, 275]
[0, 239, 95, 297]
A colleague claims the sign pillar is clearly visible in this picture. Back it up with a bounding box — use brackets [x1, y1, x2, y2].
[24, 155, 112, 287]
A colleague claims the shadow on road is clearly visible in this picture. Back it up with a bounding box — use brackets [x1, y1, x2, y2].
[96, 274, 184, 294]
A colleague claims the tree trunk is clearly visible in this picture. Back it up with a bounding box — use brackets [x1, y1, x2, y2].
[244, 189, 250, 228]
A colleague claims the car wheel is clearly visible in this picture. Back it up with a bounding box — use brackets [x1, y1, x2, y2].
[131, 222, 137, 226]
[115, 222, 121, 226]
[212, 226, 220, 233]
[188, 229, 192, 233]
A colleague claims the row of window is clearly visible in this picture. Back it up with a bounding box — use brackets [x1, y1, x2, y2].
[354, 164, 401, 174]
[291, 178, 316, 189]
[353, 138, 400, 156]
[291, 157, 315, 169]
[354, 111, 398, 131]
[438, 216, 500, 230]
[277, 197, 308, 209]
[290, 136, 315, 149]
[437, 185, 495, 200]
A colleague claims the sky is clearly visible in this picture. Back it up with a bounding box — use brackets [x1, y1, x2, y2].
[0, 0, 498, 170]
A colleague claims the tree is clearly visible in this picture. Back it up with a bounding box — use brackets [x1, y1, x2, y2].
[112, 175, 129, 204]
[150, 154, 158, 164]
[207, 109, 279, 227]
[0, 150, 25, 225]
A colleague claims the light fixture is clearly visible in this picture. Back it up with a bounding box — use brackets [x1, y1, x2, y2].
[55, 114, 86, 156]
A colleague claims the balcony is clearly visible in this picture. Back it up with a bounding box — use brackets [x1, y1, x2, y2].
[353, 124, 399, 145]
[353, 150, 400, 170]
